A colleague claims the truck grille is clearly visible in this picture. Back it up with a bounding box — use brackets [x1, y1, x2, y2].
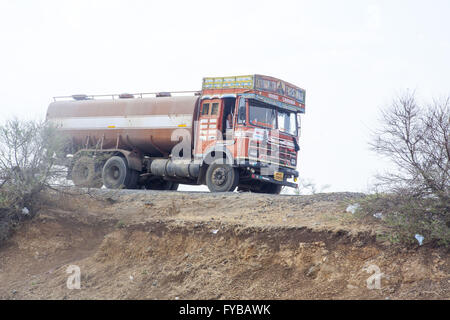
[248, 140, 296, 168]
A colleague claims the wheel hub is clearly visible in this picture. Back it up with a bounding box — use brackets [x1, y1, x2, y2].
[107, 166, 120, 181]
[82, 167, 89, 178]
[212, 167, 227, 186]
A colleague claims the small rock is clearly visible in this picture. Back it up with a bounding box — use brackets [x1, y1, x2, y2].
[129, 275, 134, 281]
[354, 240, 365, 247]
[105, 197, 117, 204]
[286, 213, 294, 218]
[305, 265, 318, 278]
[175, 296, 179, 300]
[347, 284, 358, 290]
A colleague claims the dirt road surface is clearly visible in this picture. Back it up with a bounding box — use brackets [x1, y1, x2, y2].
[0, 190, 448, 299]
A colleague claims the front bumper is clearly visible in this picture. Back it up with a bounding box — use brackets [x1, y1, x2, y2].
[250, 173, 298, 188]
[236, 160, 299, 177]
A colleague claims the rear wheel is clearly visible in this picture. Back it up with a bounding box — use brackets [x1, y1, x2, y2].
[206, 160, 239, 192]
[71, 156, 102, 188]
[102, 156, 139, 189]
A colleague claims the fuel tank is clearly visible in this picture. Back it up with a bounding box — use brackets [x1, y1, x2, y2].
[46, 95, 200, 156]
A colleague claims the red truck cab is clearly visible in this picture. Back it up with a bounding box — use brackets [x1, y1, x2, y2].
[195, 75, 305, 193]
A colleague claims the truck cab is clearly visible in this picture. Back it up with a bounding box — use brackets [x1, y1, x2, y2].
[195, 75, 305, 193]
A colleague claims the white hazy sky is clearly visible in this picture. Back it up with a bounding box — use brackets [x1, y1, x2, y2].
[1, 0, 449, 192]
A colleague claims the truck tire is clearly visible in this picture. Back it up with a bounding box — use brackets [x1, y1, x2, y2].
[145, 179, 179, 191]
[169, 182, 179, 190]
[238, 182, 282, 194]
[72, 156, 103, 188]
[102, 156, 139, 189]
[205, 160, 238, 192]
[237, 184, 251, 192]
[262, 183, 283, 194]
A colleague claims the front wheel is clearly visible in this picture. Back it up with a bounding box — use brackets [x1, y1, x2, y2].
[262, 183, 283, 194]
[205, 160, 239, 192]
[238, 182, 283, 194]
[102, 156, 139, 189]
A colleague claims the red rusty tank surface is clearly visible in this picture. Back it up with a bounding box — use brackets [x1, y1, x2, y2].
[46, 96, 200, 156]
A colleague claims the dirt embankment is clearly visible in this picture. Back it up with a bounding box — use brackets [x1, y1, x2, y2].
[0, 190, 448, 299]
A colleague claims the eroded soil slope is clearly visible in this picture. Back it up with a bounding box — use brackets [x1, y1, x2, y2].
[0, 190, 448, 299]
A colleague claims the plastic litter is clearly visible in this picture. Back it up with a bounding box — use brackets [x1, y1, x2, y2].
[415, 234, 424, 246]
[346, 203, 360, 214]
[21, 207, 30, 215]
[373, 212, 383, 219]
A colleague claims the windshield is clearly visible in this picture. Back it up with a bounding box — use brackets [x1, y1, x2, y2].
[248, 99, 297, 135]
[249, 101, 276, 129]
[277, 109, 297, 136]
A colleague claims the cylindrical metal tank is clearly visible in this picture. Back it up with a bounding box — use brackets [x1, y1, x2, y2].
[150, 159, 200, 178]
[46, 96, 200, 156]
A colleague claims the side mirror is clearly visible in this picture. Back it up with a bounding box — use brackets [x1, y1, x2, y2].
[237, 98, 247, 124]
[238, 106, 246, 122]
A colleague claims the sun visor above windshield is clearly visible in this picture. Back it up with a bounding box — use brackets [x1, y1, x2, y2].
[240, 93, 305, 113]
[202, 74, 305, 113]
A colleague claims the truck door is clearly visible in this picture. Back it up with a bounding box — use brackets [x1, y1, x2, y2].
[197, 99, 223, 142]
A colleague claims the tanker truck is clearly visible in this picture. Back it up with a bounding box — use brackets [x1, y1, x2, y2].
[46, 75, 305, 194]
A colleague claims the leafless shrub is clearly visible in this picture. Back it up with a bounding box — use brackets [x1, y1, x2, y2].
[0, 118, 68, 243]
[365, 92, 449, 245]
[292, 178, 330, 195]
